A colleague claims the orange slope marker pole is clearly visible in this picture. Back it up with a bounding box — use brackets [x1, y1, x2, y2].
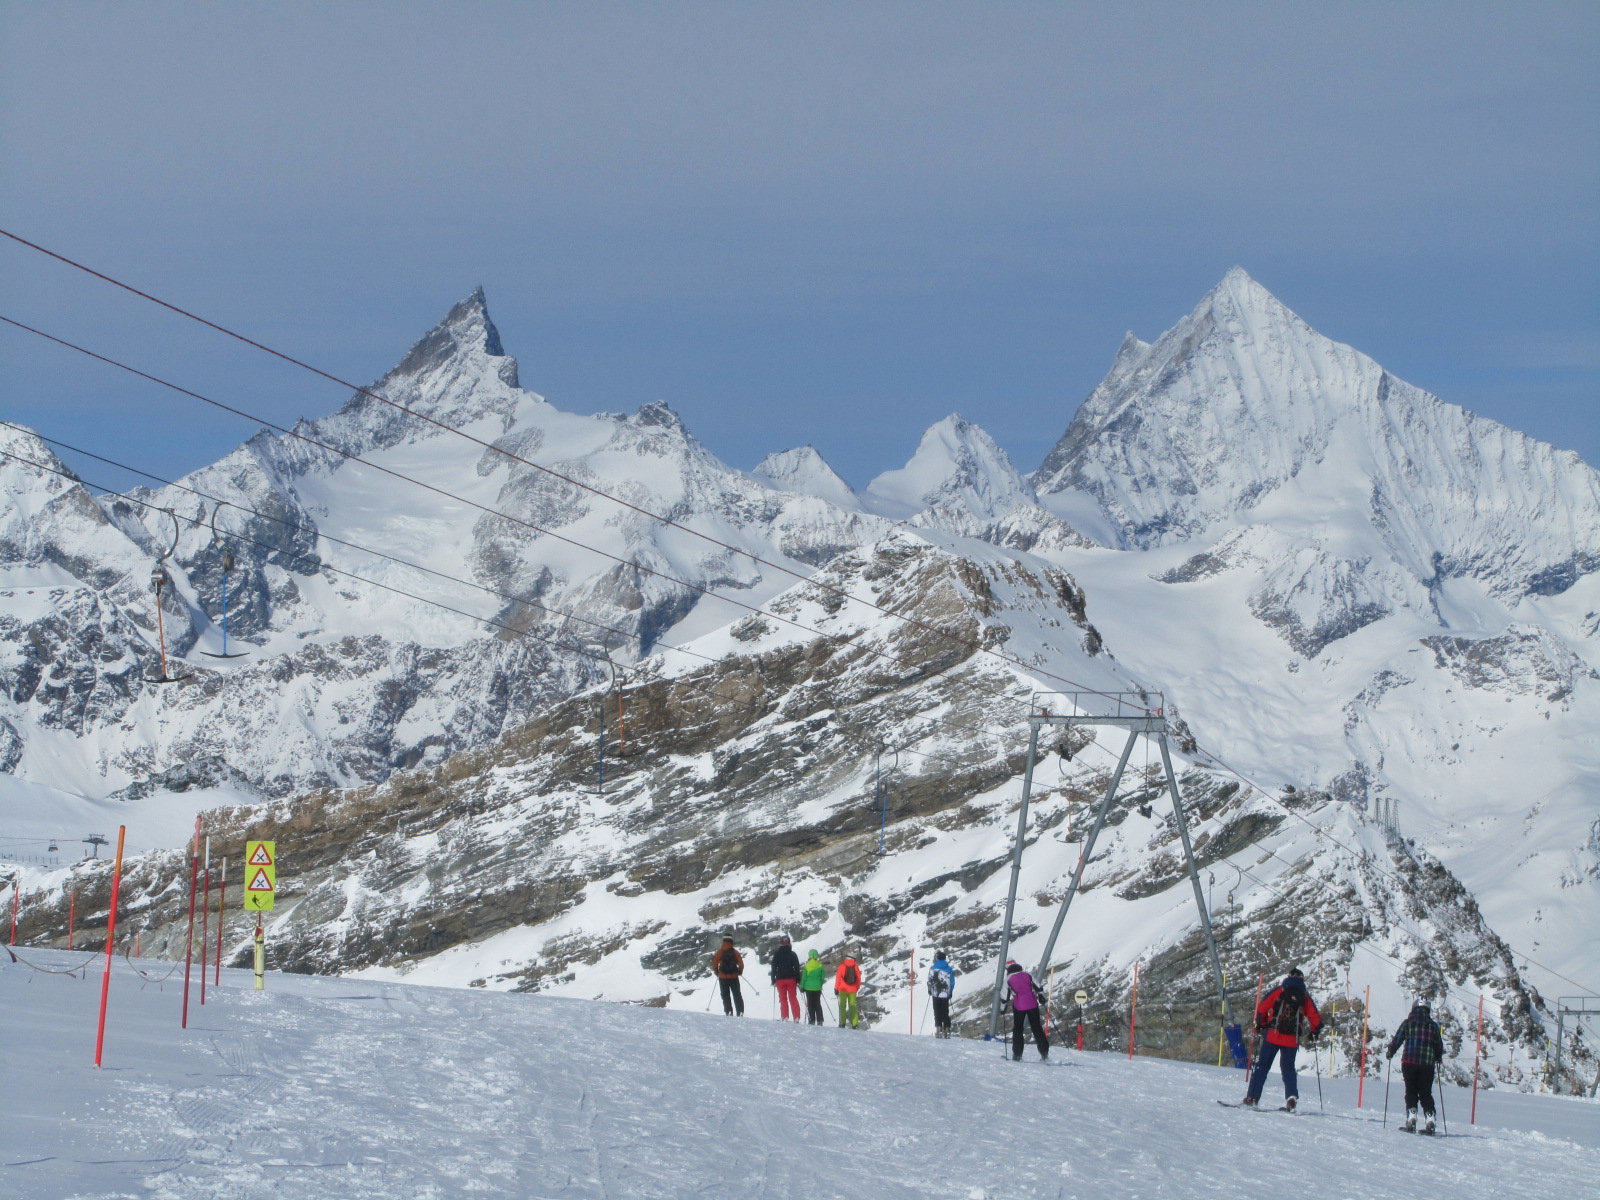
[68, 888, 75, 950]
[93, 826, 127, 1067]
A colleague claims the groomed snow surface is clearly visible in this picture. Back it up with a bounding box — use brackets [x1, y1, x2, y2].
[4, 951, 1595, 1200]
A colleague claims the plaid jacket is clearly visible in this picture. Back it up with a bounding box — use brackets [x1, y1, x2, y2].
[1386, 1007, 1445, 1066]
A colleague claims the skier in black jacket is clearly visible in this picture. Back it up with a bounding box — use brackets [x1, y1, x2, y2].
[769, 935, 802, 1022]
[1386, 996, 1446, 1133]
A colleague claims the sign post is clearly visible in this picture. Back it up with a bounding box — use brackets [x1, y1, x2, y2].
[244, 840, 276, 991]
[1074, 988, 1088, 1051]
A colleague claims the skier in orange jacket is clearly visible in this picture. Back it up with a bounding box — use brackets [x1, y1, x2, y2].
[834, 956, 863, 1028]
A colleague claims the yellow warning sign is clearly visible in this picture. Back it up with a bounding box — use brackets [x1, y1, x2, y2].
[244, 840, 276, 910]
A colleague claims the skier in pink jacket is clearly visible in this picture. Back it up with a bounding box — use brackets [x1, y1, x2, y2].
[1005, 960, 1049, 1062]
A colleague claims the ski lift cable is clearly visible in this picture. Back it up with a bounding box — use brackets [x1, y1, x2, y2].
[0, 244, 1153, 717]
[0, 322, 1085, 731]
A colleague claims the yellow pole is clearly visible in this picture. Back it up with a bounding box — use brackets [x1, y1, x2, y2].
[253, 921, 265, 991]
[1218, 970, 1227, 1066]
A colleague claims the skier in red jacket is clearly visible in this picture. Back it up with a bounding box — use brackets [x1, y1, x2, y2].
[1243, 967, 1321, 1109]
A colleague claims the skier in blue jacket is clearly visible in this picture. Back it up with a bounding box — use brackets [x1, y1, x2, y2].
[927, 953, 956, 1038]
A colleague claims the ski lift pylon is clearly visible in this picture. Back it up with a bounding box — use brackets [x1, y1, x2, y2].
[201, 502, 247, 659]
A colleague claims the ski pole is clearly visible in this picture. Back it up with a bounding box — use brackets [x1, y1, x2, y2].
[1382, 1055, 1392, 1128]
[1436, 1073, 1447, 1135]
[1314, 1040, 1324, 1112]
[705, 982, 716, 1012]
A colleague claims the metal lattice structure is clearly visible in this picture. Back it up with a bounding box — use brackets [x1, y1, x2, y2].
[986, 692, 1229, 1041]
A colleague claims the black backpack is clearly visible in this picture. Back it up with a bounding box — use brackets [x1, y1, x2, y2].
[720, 948, 741, 976]
[843, 963, 859, 986]
[1273, 982, 1306, 1035]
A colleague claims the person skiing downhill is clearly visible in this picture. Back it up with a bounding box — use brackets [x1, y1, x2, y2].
[927, 952, 956, 1038]
[1004, 960, 1048, 1061]
[711, 935, 745, 1016]
[800, 949, 827, 1025]
[1386, 995, 1446, 1133]
[835, 955, 863, 1028]
[1243, 967, 1321, 1109]
[769, 935, 802, 1022]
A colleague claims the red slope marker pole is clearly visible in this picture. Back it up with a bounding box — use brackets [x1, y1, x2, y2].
[1471, 994, 1484, 1124]
[94, 826, 127, 1067]
[180, 851, 199, 1028]
[8, 881, 16, 944]
[1128, 961, 1138, 1061]
[199, 841, 211, 1006]
[909, 949, 916, 1036]
[214, 856, 226, 987]
[68, 888, 76, 950]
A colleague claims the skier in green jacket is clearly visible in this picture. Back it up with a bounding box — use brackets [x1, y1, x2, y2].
[799, 949, 827, 1025]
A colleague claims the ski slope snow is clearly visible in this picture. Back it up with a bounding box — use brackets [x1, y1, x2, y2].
[3, 949, 1594, 1200]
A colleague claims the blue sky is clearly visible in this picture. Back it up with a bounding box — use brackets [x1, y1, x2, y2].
[2, 2, 1595, 495]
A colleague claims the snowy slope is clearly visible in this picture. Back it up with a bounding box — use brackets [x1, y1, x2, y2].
[3, 949, 1595, 1200]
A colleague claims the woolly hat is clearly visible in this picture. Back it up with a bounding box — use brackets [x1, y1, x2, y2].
[1286, 967, 1304, 978]
[720, 935, 734, 944]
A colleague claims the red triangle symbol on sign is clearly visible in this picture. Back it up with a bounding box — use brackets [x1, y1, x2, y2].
[248, 844, 273, 865]
[247, 868, 274, 891]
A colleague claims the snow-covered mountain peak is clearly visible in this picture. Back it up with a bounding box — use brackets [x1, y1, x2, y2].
[864, 414, 1033, 520]
[750, 446, 860, 510]
[1034, 271, 1600, 604]
[391, 286, 510, 379]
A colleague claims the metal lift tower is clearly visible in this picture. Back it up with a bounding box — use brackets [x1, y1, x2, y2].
[986, 692, 1230, 1041]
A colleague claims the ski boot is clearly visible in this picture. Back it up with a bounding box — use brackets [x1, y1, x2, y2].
[1403, 1109, 1417, 1132]
[1241, 1096, 1258, 1107]
[1424, 1116, 1436, 1135]
[1285, 1096, 1296, 1112]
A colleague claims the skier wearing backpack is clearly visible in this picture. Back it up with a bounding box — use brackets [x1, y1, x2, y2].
[1385, 995, 1446, 1133]
[800, 949, 827, 1025]
[711, 935, 746, 1016]
[1004, 960, 1049, 1061]
[1243, 967, 1321, 1109]
[835, 956, 863, 1028]
[927, 952, 956, 1038]
[769, 935, 802, 1022]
